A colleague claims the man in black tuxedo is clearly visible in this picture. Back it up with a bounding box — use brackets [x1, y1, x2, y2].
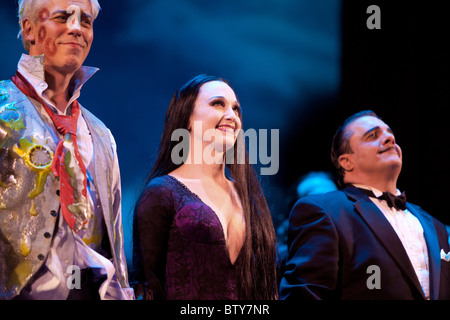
[279, 110, 450, 300]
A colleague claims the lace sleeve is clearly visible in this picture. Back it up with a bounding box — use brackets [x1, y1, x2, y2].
[132, 180, 174, 300]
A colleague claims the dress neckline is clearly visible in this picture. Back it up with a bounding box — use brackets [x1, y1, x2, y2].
[165, 174, 244, 266]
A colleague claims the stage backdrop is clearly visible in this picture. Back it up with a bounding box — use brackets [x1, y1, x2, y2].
[2, 0, 447, 269]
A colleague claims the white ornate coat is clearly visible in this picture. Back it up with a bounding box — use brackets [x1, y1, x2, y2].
[0, 78, 131, 299]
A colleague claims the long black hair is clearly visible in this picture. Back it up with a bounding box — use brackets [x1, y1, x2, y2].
[138, 74, 278, 299]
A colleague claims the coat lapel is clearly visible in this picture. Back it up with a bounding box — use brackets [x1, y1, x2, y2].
[407, 203, 441, 300]
[80, 109, 114, 236]
[344, 186, 425, 298]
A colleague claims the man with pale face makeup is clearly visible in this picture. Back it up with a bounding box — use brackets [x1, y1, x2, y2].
[0, 0, 133, 299]
[280, 110, 450, 300]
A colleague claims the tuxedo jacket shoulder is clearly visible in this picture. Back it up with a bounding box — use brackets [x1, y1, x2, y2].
[279, 186, 450, 300]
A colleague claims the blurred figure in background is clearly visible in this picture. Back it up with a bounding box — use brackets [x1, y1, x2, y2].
[276, 171, 337, 286]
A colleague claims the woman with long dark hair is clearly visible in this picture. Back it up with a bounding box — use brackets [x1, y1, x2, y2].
[132, 74, 278, 300]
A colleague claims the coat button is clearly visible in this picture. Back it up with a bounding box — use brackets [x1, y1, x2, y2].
[44, 232, 51, 239]
[50, 210, 57, 217]
[56, 190, 60, 196]
[38, 254, 45, 260]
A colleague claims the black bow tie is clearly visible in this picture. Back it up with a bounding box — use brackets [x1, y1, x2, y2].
[359, 188, 407, 211]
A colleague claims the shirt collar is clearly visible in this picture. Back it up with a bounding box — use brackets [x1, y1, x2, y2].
[16, 53, 99, 115]
[352, 184, 402, 197]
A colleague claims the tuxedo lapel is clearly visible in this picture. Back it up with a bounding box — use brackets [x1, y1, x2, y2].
[407, 203, 441, 300]
[344, 186, 425, 298]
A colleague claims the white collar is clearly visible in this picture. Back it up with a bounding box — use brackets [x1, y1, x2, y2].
[16, 53, 99, 115]
[352, 184, 402, 197]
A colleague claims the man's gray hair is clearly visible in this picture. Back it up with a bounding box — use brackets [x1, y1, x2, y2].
[17, 0, 101, 52]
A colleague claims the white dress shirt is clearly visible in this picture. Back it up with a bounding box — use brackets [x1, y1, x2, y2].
[354, 184, 430, 299]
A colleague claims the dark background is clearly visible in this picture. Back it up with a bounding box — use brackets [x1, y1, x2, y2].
[340, 0, 449, 227]
[1, 0, 448, 265]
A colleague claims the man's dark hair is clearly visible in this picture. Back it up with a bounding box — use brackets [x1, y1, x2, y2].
[330, 110, 380, 187]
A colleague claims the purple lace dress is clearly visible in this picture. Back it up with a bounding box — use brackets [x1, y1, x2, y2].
[133, 175, 242, 300]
